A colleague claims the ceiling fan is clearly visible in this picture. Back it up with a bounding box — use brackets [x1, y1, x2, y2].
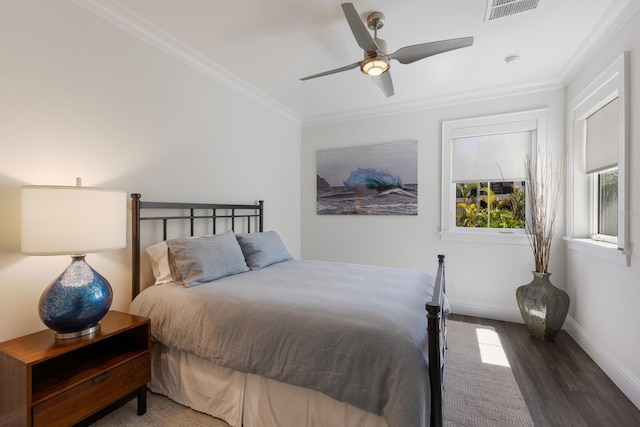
[300, 3, 474, 97]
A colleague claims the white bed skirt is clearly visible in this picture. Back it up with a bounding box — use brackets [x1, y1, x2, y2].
[149, 341, 388, 427]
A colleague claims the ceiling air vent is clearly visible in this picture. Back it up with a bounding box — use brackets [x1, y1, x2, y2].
[485, 0, 540, 21]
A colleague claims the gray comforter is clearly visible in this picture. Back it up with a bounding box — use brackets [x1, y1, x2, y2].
[130, 259, 439, 427]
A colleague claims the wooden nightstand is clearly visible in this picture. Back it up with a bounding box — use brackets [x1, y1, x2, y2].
[0, 310, 151, 427]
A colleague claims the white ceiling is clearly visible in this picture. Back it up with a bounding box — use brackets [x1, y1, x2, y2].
[78, 0, 638, 124]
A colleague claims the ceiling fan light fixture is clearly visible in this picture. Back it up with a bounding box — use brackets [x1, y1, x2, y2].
[361, 57, 389, 76]
[299, 3, 474, 98]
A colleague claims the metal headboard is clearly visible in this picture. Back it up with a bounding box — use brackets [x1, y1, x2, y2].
[131, 193, 264, 300]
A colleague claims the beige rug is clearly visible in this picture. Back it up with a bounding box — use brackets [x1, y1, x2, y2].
[92, 320, 533, 426]
[444, 320, 534, 426]
[90, 392, 228, 426]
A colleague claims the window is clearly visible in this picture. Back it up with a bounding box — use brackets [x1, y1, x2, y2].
[455, 181, 526, 229]
[595, 168, 618, 239]
[441, 109, 547, 242]
[567, 52, 630, 265]
[585, 98, 619, 243]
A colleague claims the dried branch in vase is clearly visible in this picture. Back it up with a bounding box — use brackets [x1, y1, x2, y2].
[525, 148, 563, 273]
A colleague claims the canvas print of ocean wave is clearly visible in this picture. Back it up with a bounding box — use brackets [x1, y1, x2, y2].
[316, 140, 418, 215]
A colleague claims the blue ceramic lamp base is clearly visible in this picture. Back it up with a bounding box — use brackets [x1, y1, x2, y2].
[39, 255, 113, 340]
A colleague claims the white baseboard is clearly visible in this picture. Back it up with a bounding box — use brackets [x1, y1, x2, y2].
[448, 298, 524, 324]
[564, 316, 640, 410]
[449, 300, 640, 411]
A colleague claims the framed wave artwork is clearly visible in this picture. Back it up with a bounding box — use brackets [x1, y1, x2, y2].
[316, 140, 418, 215]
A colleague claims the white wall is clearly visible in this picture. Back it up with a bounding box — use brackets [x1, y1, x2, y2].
[302, 88, 566, 323]
[564, 9, 640, 408]
[0, 1, 301, 342]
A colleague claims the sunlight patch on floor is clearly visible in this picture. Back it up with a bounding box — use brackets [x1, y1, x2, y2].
[476, 327, 510, 367]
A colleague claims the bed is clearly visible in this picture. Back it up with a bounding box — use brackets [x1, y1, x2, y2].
[128, 194, 447, 427]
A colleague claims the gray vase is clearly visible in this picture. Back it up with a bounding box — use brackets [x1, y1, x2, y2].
[516, 272, 570, 341]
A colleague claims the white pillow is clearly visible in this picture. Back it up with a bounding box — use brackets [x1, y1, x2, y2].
[146, 241, 172, 285]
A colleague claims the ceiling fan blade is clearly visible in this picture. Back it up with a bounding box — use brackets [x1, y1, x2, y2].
[341, 3, 378, 53]
[300, 62, 361, 81]
[373, 71, 394, 97]
[390, 36, 474, 64]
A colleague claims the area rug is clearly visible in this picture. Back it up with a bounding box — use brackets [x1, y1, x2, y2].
[92, 320, 533, 426]
[444, 320, 534, 426]
[90, 391, 228, 426]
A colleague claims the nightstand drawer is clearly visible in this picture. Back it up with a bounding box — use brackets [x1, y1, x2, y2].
[32, 353, 150, 427]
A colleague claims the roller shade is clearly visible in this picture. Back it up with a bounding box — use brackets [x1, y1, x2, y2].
[586, 98, 618, 174]
[452, 131, 532, 183]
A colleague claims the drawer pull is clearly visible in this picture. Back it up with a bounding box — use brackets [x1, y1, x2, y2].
[92, 373, 110, 383]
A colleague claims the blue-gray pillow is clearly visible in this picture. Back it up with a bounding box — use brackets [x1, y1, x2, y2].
[236, 231, 292, 270]
[167, 231, 249, 287]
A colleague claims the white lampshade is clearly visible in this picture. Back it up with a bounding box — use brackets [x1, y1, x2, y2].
[21, 185, 127, 256]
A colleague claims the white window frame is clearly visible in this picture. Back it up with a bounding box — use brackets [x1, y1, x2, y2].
[566, 52, 630, 266]
[441, 109, 547, 244]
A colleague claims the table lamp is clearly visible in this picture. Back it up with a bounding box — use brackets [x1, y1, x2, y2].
[21, 179, 126, 339]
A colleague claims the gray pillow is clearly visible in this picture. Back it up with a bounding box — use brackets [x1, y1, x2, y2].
[166, 231, 249, 287]
[236, 231, 293, 270]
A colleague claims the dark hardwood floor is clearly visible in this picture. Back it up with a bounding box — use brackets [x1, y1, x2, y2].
[449, 314, 640, 426]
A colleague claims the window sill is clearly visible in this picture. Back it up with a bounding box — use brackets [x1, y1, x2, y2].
[564, 237, 630, 266]
[440, 230, 530, 245]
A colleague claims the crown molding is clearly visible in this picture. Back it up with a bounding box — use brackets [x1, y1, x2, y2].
[73, 0, 302, 126]
[304, 0, 639, 128]
[72, 0, 634, 129]
[561, 0, 640, 86]
[302, 77, 565, 127]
